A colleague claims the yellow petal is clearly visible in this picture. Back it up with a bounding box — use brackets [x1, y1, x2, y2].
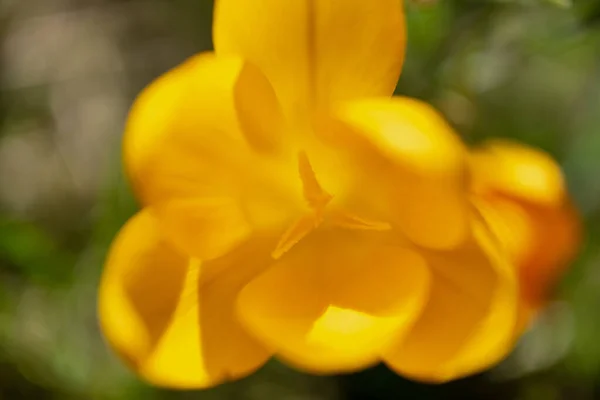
[470, 140, 581, 325]
[471, 196, 536, 269]
[125, 53, 284, 195]
[383, 216, 518, 382]
[322, 97, 469, 249]
[470, 140, 566, 206]
[156, 197, 252, 264]
[213, 0, 405, 123]
[236, 229, 430, 373]
[126, 53, 296, 260]
[476, 196, 580, 312]
[98, 210, 272, 389]
[123, 55, 201, 197]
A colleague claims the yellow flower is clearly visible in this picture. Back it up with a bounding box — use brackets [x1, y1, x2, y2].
[98, 0, 517, 389]
[470, 140, 581, 333]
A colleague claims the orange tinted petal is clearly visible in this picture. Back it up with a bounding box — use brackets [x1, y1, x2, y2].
[518, 201, 580, 306]
[470, 140, 581, 320]
[477, 196, 580, 310]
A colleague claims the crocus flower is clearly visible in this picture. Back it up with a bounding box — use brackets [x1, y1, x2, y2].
[98, 0, 518, 388]
[470, 140, 581, 332]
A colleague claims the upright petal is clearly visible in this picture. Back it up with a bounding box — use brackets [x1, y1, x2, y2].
[98, 210, 272, 389]
[383, 217, 518, 382]
[321, 97, 469, 249]
[236, 229, 430, 373]
[125, 53, 296, 260]
[213, 0, 405, 123]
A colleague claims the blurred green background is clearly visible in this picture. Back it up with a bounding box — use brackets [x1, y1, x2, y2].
[1, 0, 600, 398]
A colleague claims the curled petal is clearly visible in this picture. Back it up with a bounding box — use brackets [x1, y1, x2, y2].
[475, 196, 580, 314]
[125, 53, 297, 260]
[98, 210, 272, 389]
[470, 140, 566, 206]
[321, 97, 469, 249]
[214, 0, 405, 123]
[470, 140, 581, 322]
[383, 217, 518, 382]
[125, 53, 284, 190]
[123, 55, 202, 196]
[236, 229, 430, 373]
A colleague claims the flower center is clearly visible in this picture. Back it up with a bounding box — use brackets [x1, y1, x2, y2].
[271, 151, 391, 259]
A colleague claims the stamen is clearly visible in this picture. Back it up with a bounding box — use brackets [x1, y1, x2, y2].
[330, 210, 392, 231]
[298, 151, 333, 210]
[272, 213, 320, 259]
